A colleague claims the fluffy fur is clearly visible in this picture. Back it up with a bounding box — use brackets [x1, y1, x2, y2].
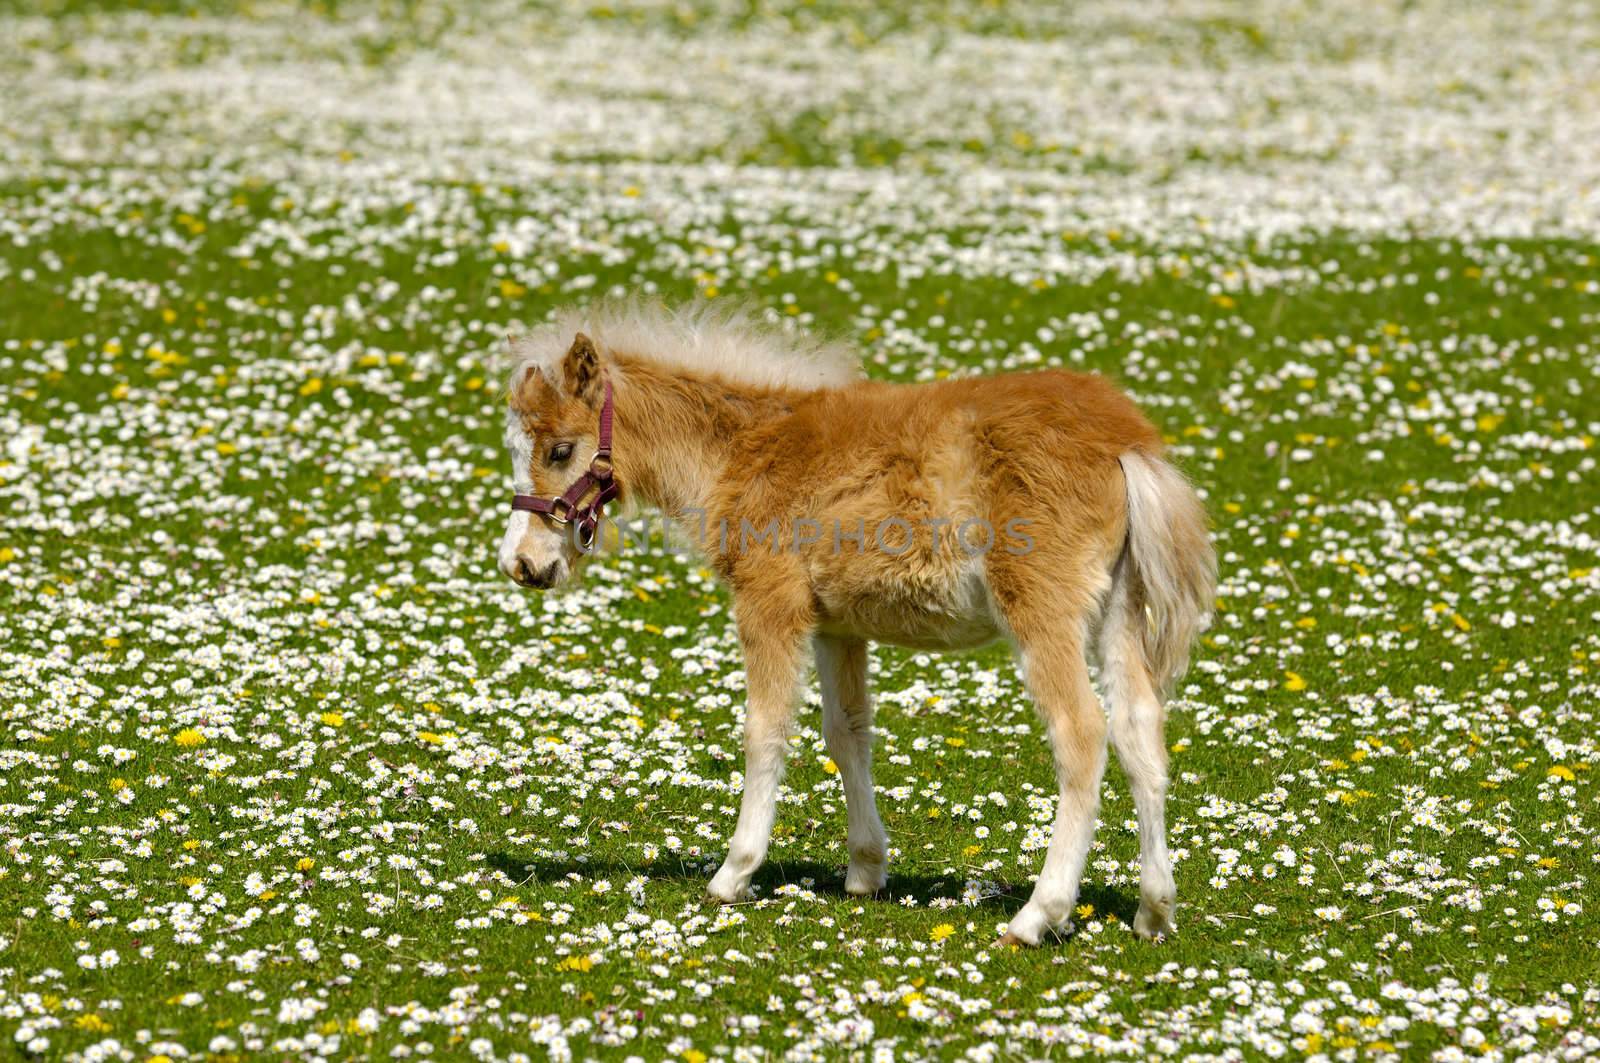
[506, 298, 859, 396]
[497, 306, 1217, 947]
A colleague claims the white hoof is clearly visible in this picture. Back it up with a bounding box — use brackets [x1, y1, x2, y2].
[1000, 903, 1066, 947]
[1133, 894, 1175, 939]
[844, 860, 888, 896]
[707, 864, 749, 903]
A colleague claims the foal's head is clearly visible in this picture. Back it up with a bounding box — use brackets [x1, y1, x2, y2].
[498, 332, 609, 590]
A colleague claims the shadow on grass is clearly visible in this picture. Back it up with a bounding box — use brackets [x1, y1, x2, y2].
[483, 850, 1143, 926]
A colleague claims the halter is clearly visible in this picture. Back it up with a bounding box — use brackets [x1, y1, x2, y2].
[510, 380, 618, 549]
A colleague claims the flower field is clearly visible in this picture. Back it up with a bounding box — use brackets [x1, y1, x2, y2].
[1, 0, 1597, 1059]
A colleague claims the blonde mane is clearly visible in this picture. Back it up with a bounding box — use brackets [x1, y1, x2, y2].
[506, 299, 861, 394]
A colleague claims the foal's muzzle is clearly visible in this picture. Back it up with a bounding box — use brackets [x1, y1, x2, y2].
[511, 556, 560, 589]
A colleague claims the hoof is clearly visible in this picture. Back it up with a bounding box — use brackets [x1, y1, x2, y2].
[992, 931, 1028, 949]
[996, 903, 1069, 948]
[1133, 898, 1175, 940]
[706, 867, 748, 904]
[844, 863, 888, 897]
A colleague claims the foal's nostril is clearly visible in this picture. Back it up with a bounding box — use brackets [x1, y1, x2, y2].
[512, 555, 559, 589]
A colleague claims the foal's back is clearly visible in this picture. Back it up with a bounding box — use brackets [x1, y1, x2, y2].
[719, 368, 1161, 526]
[747, 368, 1158, 476]
[708, 369, 1163, 647]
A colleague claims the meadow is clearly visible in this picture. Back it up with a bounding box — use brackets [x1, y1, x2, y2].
[1, 0, 1597, 1059]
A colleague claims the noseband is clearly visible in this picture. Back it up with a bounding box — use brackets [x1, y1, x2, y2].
[510, 380, 618, 549]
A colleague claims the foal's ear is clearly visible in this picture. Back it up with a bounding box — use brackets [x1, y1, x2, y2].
[561, 332, 602, 402]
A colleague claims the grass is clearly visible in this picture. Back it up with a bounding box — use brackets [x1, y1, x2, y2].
[1, 0, 1597, 1059]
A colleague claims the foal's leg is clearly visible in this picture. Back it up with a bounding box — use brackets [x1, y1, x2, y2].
[1100, 574, 1177, 938]
[707, 613, 809, 903]
[998, 630, 1108, 946]
[815, 634, 889, 895]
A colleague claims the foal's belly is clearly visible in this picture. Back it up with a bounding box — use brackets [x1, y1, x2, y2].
[813, 564, 1004, 651]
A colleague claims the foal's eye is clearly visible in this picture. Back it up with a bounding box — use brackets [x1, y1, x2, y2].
[547, 442, 574, 464]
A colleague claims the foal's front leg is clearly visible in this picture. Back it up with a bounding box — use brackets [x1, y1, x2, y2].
[816, 635, 889, 895]
[707, 614, 809, 903]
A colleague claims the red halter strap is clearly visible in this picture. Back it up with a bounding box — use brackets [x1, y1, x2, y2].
[511, 380, 618, 548]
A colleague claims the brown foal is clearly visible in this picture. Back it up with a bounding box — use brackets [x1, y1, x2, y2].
[497, 301, 1215, 946]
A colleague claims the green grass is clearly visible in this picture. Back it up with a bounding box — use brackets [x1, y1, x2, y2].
[1, 0, 1597, 1060]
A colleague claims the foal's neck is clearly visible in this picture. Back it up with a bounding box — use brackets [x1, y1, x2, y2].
[610, 358, 796, 519]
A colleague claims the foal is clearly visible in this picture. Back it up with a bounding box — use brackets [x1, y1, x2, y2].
[497, 302, 1215, 946]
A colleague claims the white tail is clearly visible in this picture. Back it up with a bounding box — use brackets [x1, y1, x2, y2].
[1114, 451, 1217, 697]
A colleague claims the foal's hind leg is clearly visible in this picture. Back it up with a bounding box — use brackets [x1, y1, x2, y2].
[998, 629, 1108, 946]
[815, 635, 888, 895]
[707, 606, 810, 903]
[1100, 573, 1177, 938]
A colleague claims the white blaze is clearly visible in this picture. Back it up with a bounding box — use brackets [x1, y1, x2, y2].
[499, 416, 538, 578]
[498, 413, 567, 583]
